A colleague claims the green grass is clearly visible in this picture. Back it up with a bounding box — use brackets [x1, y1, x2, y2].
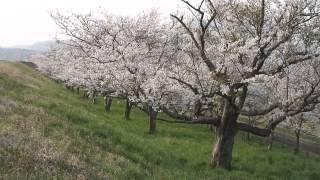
[0, 61, 320, 179]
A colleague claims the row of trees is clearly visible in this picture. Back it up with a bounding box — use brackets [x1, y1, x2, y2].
[31, 0, 320, 170]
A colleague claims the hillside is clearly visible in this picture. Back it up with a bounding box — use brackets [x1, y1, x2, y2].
[0, 61, 320, 179]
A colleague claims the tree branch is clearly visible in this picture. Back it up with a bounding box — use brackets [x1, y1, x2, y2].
[237, 122, 271, 137]
[241, 103, 279, 116]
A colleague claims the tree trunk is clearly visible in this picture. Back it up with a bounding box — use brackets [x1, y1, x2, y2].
[104, 96, 112, 112]
[294, 118, 303, 154]
[83, 91, 89, 99]
[246, 131, 250, 141]
[91, 90, 97, 104]
[148, 106, 157, 134]
[210, 99, 238, 170]
[124, 99, 133, 120]
[294, 131, 300, 154]
[246, 116, 252, 141]
[209, 124, 214, 132]
[193, 99, 202, 117]
[76, 87, 80, 94]
[267, 130, 274, 151]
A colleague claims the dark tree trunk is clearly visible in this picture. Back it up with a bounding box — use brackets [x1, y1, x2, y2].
[104, 96, 112, 112]
[210, 100, 238, 170]
[294, 118, 303, 154]
[76, 87, 80, 94]
[83, 91, 89, 99]
[148, 106, 157, 134]
[193, 99, 202, 117]
[124, 99, 133, 120]
[295, 131, 300, 154]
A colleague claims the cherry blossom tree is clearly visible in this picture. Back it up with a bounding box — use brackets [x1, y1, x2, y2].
[50, 10, 176, 131]
[284, 113, 319, 153]
[167, 0, 320, 169]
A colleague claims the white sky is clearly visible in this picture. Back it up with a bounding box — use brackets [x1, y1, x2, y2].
[0, 0, 182, 47]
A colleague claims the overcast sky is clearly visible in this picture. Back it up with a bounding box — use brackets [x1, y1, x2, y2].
[0, 0, 182, 47]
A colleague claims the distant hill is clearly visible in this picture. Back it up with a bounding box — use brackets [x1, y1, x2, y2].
[0, 40, 55, 61]
[10, 40, 55, 52]
[0, 48, 36, 61]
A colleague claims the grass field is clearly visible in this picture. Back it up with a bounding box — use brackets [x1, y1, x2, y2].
[1, 61, 320, 179]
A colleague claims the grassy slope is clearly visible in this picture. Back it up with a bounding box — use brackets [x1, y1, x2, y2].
[0, 61, 320, 180]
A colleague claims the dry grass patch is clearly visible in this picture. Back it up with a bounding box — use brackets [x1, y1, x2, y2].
[0, 62, 41, 89]
[0, 96, 90, 178]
